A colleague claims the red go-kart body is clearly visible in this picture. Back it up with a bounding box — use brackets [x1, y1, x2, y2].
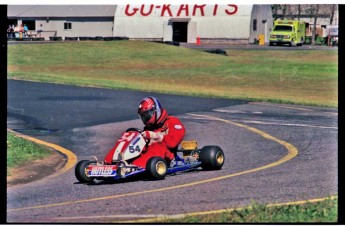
[75, 128, 225, 183]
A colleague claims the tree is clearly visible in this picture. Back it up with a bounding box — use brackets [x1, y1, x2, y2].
[305, 4, 320, 44]
[297, 4, 301, 20]
[328, 4, 337, 25]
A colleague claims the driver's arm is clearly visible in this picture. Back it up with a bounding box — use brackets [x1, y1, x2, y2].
[162, 120, 185, 149]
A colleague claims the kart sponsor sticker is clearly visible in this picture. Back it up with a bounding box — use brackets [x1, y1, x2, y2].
[88, 165, 116, 176]
[174, 125, 183, 130]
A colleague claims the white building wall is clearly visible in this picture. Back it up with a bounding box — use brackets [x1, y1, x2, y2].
[34, 19, 113, 40]
[113, 4, 257, 43]
[114, 17, 163, 38]
[196, 17, 251, 38]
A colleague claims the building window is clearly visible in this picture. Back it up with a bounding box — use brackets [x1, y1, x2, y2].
[253, 19, 257, 31]
[64, 22, 72, 30]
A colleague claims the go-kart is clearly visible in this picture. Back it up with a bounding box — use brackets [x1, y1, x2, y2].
[75, 128, 225, 183]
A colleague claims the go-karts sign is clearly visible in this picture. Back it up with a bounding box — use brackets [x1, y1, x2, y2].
[122, 4, 238, 17]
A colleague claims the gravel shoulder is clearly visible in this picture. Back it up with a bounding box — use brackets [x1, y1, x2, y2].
[7, 149, 66, 187]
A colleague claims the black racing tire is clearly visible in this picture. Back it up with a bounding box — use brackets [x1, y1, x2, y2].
[146, 157, 167, 180]
[75, 160, 96, 183]
[199, 146, 225, 170]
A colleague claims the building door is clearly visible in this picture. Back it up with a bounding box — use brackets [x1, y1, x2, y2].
[22, 20, 36, 30]
[172, 22, 188, 42]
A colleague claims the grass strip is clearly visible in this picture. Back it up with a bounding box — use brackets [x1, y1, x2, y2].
[7, 41, 338, 107]
[7, 131, 51, 171]
[164, 197, 337, 223]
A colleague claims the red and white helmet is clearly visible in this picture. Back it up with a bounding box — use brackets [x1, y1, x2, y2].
[138, 97, 167, 126]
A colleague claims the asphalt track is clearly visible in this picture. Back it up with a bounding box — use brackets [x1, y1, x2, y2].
[7, 79, 338, 223]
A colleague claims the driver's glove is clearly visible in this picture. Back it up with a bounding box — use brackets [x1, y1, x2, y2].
[141, 131, 164, 143]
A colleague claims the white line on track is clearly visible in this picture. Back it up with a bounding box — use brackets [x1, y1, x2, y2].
[238, 120, 338, 130]
[249, 102, 338, 116]
[182, 114, 337, 130]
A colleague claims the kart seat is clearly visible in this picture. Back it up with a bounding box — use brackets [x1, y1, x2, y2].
[180, 140, 198, 157]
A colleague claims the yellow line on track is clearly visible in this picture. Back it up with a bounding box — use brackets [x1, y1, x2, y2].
[7, 129, 77, 178]
[7, 114, 298, 213]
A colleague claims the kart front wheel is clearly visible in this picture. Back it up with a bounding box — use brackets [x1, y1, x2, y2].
[146, 157, 167, 180]
[75, 160, 96, 183]
[199, 146, 225, 170]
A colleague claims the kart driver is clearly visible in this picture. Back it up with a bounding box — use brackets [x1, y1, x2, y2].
[132, 96, 186, 168]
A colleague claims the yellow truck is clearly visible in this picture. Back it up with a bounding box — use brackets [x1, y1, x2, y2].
[269, 20, 306, 46]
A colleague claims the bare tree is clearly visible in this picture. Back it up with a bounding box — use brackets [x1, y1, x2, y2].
[281, 4, 288, 19]
[329, 4, 337, 25]
[272, 4, 289, 20]
[297, 4, 301, 20]
[304, 5, 320, 44]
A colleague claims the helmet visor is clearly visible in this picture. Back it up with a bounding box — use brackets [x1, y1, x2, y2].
[139, 109, 155, 124]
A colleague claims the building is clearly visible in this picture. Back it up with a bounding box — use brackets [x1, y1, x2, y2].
[7, 5, 116, 40]
[113, 4, 273, 44]
[8, 5, 274, 44]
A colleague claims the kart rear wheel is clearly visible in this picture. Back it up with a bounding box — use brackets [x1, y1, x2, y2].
[75, 160, 96, 183]
[146, 157, 167, 180]
[199, 146, 224, 170]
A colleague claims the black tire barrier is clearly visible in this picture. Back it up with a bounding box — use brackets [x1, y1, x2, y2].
[103, 36, 129, 41]
[151, 41, 180, 46]
[113, 36, 129, 40]
[32, 38, 45, 41]
[49, 36, 62, 41]
[203, 49, 228, 56]
[164, 41, 180, 46]
[65, 37, 78, 41]
[79, 37, 92, 41]
[18, 38, 33, 41]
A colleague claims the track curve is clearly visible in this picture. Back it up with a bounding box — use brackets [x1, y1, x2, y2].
[7, 80, 337, 223]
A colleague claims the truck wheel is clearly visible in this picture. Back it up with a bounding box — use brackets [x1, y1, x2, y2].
[75, 160, 96, 183]
[290, 40, 296, 47]
[199, 146, 225, 170]
[146, 157, 167, 180]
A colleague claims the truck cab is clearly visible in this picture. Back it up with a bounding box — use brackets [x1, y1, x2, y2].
[269, 20, 306, 46]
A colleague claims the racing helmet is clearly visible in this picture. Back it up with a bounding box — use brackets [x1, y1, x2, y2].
[138, 97, 167, 126]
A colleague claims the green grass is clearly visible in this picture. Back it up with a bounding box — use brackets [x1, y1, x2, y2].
[7, 131, 51, 171]
[162, 197, 338, 223]
[7, 41, 338, 107]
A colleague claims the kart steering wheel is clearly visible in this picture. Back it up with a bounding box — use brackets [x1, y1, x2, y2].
[126, 128, 143, 133]
[125, 128, 150, 145]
